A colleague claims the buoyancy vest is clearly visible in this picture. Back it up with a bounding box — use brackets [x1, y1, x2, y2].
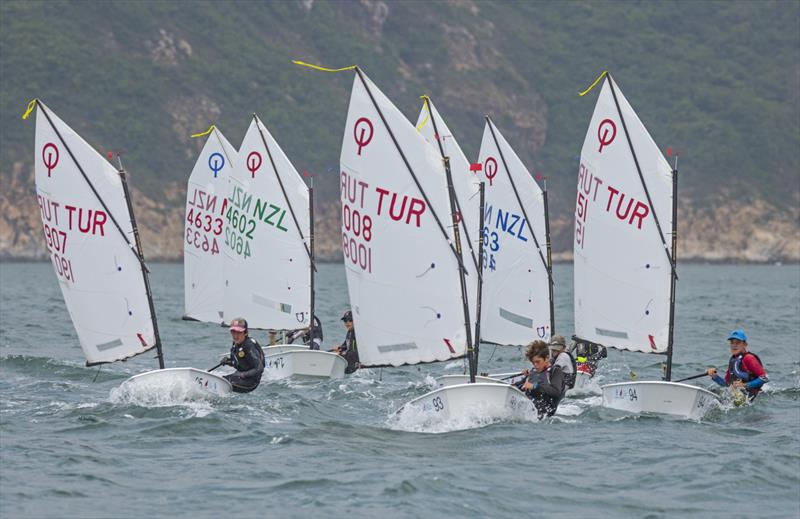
[554, 351, 577, 389]
[728, 352, 764, 383]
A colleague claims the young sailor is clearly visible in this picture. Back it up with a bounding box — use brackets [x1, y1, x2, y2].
[706, 329, 768, 401]
[549, 335, 577, 390]
[570, 337, 607, 377]
[520, 341, 566, 419]
[220, 318, 265, 393]
[331, 310, 360, 374]
[288, 315, 324, 350]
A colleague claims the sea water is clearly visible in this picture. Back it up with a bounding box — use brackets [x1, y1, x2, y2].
[1, 262, 798, 518]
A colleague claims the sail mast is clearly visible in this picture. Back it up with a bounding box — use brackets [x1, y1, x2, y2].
[423, 97, 475, 381]
[473, 182, 487, 381]
[308, 182, 316, 341]
[665, 157, 679, 380]
[117, 157, 165, 369]
[542, 177, 556, 335]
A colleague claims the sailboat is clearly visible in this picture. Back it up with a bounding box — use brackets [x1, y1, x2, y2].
[337, 68, 533, 424]
[222, 114, 345, 380]
[183, 126, 237, 324]
[29, 99, 231, 397]
[574, 73, 719, 419]
[437, 116, 555, 389]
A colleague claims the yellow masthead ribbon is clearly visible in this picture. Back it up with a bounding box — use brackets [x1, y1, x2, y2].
[21, 98, 38, 120]
[191, 124, 216, 138]
[416, 95, 431, 132]
[292, 60, 357, 73]
[578, 71, 608, 97]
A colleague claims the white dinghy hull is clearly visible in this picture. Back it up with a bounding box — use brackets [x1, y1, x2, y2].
[438, 373, 594, 396]
[601, 381, 720, 420]
[120, 367, 233, 398]
[263, 350, 346, 380]
[437, 374, 507, 387]
[396, 382, 535, 424]
[263, 344, 312, 355]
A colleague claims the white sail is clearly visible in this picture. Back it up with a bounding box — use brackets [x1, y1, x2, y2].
[33, 101, 156, 365]
[415, 99, 480, 339]
[223, 116, 311, 330]
[573, 75, 674, 354]
[184, 128, 237, 323]
[340, 71, 469, 367]
[476, 118, 552, 344]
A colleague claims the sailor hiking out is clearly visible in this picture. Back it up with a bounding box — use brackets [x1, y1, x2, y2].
[220, 318, 265, 393]
[518, 341, 566, 419]
[706, 329, 768, 401]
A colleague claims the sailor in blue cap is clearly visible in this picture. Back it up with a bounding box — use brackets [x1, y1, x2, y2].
[706, 329, 768, 401]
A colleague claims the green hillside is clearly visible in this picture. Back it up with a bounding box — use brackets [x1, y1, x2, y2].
[2, 0, 798, 228]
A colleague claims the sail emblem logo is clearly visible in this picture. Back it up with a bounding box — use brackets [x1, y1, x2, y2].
[246, 151, 263, 178]
[597, 119, 617, 153]
[353, 117, 373, 156]
[42, 143, 59, 177]
[208, 152, 225, 178]
[484, 157, 498, 186]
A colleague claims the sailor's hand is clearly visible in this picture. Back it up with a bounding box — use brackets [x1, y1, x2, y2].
[522, 369, 530, 377]
[706, 367, 717, 377]
[732, 379, 745, 389]
[521, 381, 533, 391]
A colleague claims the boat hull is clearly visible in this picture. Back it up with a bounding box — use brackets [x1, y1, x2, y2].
[438, 372, 594, 396]
[263, 350, 346, 380]
[263, 344, 311, 355]
[601, 381, 720, 419]
[119, 367, 233, 397]
[437, 374, 508, 387]
[396, 382, 535, 424]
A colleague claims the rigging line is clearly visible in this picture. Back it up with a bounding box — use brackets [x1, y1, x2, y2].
[354, 68, 463, 269]
[605, 74, 677, 277]
[485, 116, 551, 278]
[253, 115, 314, 268]
[36, 101, 148, 273]
[422, 96, 480, 275]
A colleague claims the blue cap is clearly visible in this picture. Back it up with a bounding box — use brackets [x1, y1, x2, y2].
[727, 329, 747, 342]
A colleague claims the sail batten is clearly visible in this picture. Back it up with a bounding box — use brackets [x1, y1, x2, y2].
[573, 75, 674, 355]
[34, 101, 157, 365]
[340, 70, 468, 367]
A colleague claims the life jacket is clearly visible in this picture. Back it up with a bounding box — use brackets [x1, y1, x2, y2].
[728, 352, 764, 383]
[556, 351, 578, 389]
[343, 329, 360, 374]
